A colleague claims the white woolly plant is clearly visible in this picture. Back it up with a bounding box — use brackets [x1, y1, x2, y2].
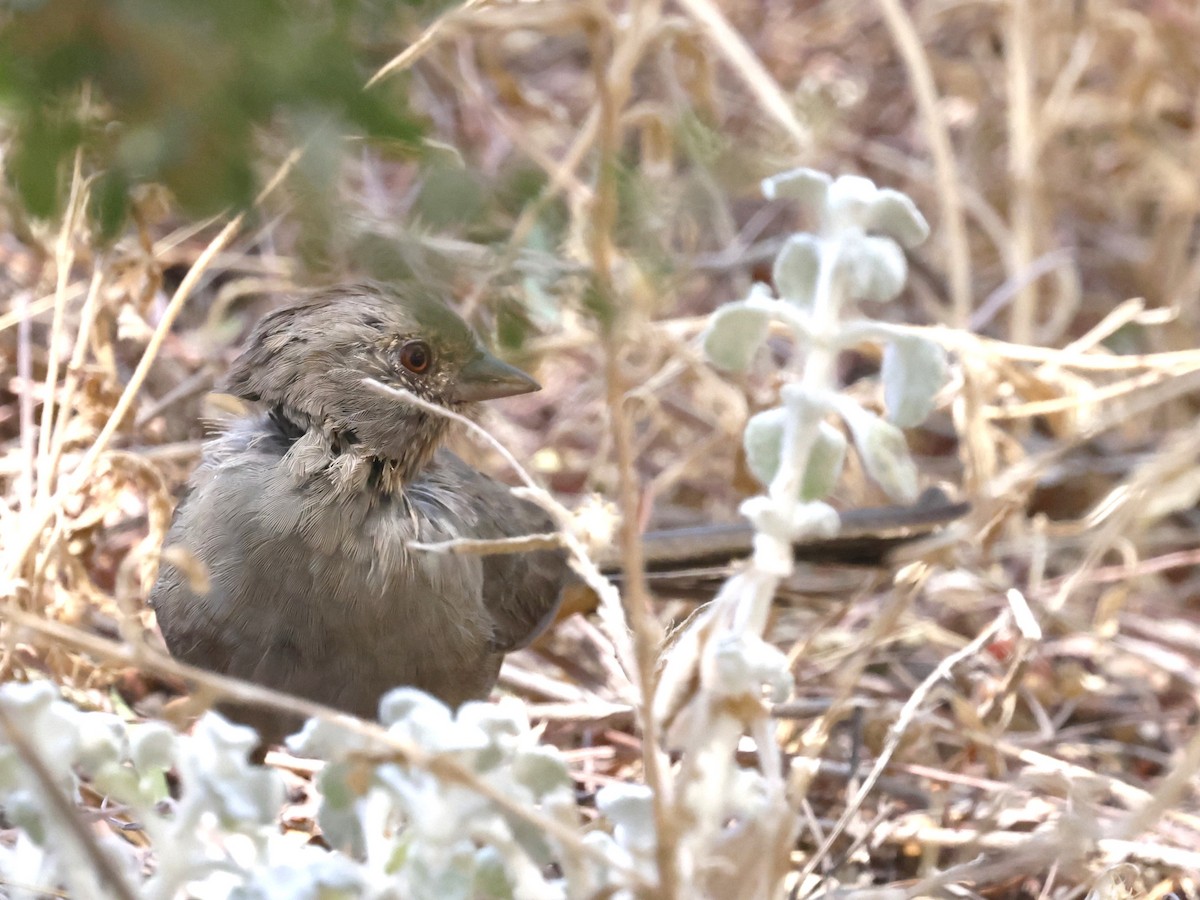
[0, 682, 652, 899]
[653, 168, 946, 892]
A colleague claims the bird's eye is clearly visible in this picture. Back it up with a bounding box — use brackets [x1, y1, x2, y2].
[399, 340, 433, 374]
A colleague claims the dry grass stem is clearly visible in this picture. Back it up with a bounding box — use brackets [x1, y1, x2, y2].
[874, 0, 971, 328]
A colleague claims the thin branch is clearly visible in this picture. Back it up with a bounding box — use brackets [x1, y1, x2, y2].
[675, 0, 809, 152]
[797, 610, 1012, 889]
[365, 0, 488, 88]
[36, 98, 90, 507]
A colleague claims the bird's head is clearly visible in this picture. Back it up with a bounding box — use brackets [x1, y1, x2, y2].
[223, 283, 539, 484]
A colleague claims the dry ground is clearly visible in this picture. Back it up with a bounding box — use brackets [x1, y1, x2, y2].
[3, 0, 1200, 896]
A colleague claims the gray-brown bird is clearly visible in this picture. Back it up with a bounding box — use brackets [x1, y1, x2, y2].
[150, 282, 966, 746]
[150, 283, 568, 744]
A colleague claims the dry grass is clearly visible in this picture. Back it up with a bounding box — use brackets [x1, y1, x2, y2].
[4, 0, 1200, 896]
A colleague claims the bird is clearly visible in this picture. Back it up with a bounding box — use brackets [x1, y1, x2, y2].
[149, 282, 569, 745]
[150, 281, 967, 747]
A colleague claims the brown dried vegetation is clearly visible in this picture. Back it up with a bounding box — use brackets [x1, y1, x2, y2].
[3, 0, 1200, 896]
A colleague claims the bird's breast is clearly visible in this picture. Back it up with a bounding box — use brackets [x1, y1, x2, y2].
[156, 443, 502, 715]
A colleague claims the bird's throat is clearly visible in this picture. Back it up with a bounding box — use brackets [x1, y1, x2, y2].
[267, 404, 443, 495]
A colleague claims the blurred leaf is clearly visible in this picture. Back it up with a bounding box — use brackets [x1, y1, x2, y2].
[496, 298, 534, 353]
[613, 159, 673, 284]
[712, 634, 793, 701]
[743, 407, 845, 500]
[675, 108, 725, 167]
[416, 164, 487, 229]
[581, 277, 616, 331]
[868, 189, 930, 248]
[6, 113, 80, 217]
[129, 721, 176, 772]
[824, 174, 877, 229]
[596, 783, 656, 850]
[0, 0, 425, 228]
[495, 165, 550, 221]
[89, 168, 131, 241]
[511, 746, 572, 797]
[285, 114, 346, 272]
[762, 167, 830, 205]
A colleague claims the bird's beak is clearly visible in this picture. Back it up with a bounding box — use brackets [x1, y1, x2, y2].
[452, 352, 541, 402]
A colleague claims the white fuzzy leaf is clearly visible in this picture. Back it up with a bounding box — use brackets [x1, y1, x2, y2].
[743, 406, 786, 486]
[826, 175, 878, 229]
[801, 422, 847, 500]
[882, 335, 948, 427]
[597, 783, 657, 852]
[868, 189, 930, 247]
[836, 233, 907, 303]
[703, 302, 771, 372]
[129, 722, 177, 772]
[761, 167, 831, 205]
[711, 635, 793, 701]
[843, 408, 919, 502]
[772, 234, 821, 307]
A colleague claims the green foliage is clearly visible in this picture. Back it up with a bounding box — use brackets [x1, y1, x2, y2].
[415, 165, 488, 230]
[0, 0, 425, 227]
[582, 277, 617, 331]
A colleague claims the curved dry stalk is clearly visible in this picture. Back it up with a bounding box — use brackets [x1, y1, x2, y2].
[365, 0, 490, 89]
[586, 8, 685, 896]
[675, 0, 809, 151]
[874, 0, 972, 329]
[36, 116, 90, 508]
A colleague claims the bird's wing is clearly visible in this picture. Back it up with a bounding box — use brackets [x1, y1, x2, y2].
[412, 451, 568, 652]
